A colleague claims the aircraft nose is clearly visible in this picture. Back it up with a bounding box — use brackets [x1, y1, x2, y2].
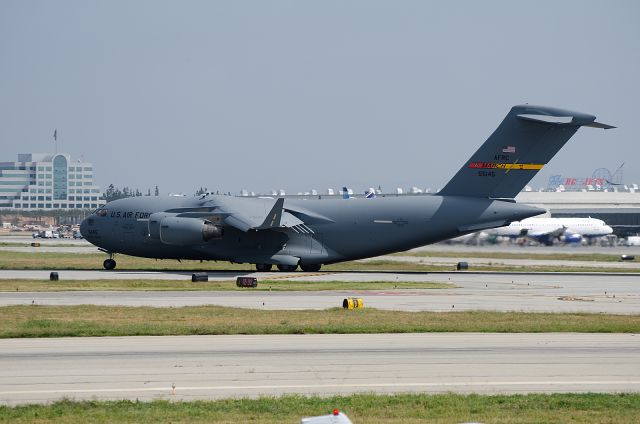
[605, 225, 614, 235]
[79, 217, 89, 238]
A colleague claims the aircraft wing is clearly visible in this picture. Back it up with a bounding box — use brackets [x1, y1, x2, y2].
[217, 198, 304, 232]
[524, 226, 566, 245]
[164, 197, 331, 233]
[527, 226, 566, 239]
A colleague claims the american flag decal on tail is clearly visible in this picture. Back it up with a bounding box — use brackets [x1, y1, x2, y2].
[502, 145, 516, 153]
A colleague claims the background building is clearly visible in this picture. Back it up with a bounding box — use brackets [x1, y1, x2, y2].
[0, 153, 105, 210]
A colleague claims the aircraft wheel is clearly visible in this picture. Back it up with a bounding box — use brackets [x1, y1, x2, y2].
[300, 264, 321, 272]
[277, 264, 298, 272]
[103, 259, 116, 270]
[255, 263, 272, 272]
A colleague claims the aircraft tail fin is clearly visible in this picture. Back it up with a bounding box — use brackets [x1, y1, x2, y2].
[365, 187, 376, 199]
[438, 105, 614, 199]
[342, 187, 351, 199]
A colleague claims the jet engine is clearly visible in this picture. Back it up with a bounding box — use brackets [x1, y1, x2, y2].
[156, 216, 223, 245]
[563, 233, 583, 244]
[148, 212, 173, 239]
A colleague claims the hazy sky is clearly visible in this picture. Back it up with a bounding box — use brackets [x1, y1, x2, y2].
[1, 1, 638, 195]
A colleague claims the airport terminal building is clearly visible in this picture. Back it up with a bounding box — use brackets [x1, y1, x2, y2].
[0, 153, 106, 210]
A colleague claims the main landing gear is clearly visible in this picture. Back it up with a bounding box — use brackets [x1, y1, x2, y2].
[300, 264, 322, 272]
[255, 263, 272, 272]
[254, 263, 323, 272]
[277, 264, 298, 272]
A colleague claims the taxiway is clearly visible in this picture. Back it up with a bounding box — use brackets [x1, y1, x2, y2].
[0, 333, 637, 405]
[2, 271, 639, 313]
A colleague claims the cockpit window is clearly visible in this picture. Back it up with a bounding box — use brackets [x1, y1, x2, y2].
[95, 208, 107, 217]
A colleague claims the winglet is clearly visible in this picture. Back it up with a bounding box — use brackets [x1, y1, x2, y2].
[255, 198, 284, 230]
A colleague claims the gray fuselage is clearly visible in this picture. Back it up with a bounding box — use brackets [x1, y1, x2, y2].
[80, 194, 542, 266]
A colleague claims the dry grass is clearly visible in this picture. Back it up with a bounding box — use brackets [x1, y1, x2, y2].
[2, 305, 639, 338]
[0, 278, 453, 292]
[0, 250, 638, 273]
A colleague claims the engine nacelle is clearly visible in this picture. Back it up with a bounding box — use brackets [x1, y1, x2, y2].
[158, 216, 223, 246]
[148, 212, 173, 239]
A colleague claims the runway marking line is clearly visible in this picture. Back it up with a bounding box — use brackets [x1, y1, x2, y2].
[2, 380, 639, 395]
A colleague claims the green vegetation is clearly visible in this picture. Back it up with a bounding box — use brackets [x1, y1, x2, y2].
[0, 250, 255, 271]
[0, 250, 638, 273]
[2, 393, 639, 423]
[2, 305, 638, 338]
[0, 279, 453, 292]
[0, 241, 29, 246]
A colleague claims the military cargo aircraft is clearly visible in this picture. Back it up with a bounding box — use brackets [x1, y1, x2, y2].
[80, 105, 613, 271]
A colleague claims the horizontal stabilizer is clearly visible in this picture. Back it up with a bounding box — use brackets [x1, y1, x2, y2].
[517, 113, 616, 129]
[517, 114, 573, 124]
[585, 121, 616, 130]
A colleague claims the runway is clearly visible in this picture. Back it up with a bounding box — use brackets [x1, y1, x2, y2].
[366, 255, 640, 269]
[2, 271, 640, 313]
[1, 333, 637, 405]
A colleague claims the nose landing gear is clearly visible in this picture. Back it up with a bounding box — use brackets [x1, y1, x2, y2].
[100, 250, 117, 270]
[103, 259, 116, 270]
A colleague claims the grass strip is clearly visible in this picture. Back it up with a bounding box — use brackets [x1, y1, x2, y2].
[0, 242, 87, 247]
[1, 393, 639, 423]
[0, 251, 638, 273]
[2, 305, 638, 338]
[0, 279, 453, 292]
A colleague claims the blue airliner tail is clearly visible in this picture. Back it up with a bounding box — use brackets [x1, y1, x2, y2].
[342, 187, 351, 199]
